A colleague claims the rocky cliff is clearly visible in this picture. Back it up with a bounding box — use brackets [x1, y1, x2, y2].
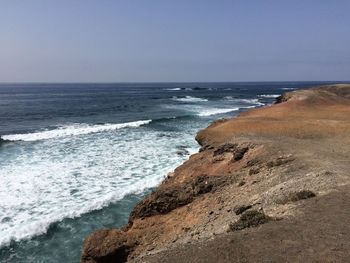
[81, 84, 350, 263]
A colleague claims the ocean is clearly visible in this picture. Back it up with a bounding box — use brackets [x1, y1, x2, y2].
[0, 82, 331, 262]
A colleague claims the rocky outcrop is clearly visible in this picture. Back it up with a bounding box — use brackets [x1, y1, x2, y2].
[81, 229, 134, 263]
[81, 84, 350, 263]
[129, 174, 231, 222]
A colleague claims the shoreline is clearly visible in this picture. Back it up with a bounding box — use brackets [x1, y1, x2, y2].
[81, 84, 350, 263]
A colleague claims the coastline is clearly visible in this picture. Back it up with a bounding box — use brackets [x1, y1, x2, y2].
[81, 84, 350, 263]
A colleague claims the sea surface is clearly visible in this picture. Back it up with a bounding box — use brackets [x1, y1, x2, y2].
[0, 82, 333, 262]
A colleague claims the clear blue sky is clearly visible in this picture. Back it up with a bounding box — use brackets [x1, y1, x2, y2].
[0, 0, 349, 82]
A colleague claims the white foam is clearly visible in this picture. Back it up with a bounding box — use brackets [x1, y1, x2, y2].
[172, 96, 208, 102]
[0, 125, 200, 247]
[281, 88, 295, 90]
[165, 88, 181, 91]
[258, 94, 280, 98]
[242, 105, 258, 109]
[197, 107, 239, 116]
[223, 97, 265, 106]
[2, 120, 152, 142]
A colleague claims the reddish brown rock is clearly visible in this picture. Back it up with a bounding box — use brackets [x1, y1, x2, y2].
[81, 229, 133, 263]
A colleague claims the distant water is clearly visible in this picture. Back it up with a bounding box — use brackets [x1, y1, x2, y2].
[0, 82, 332, 262]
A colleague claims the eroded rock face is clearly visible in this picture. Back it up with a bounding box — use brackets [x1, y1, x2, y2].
[213, 143, 237, 156]
[129, 175, 230, 222]
[275, 93, 293, 104]
[212, 143, 250, 162]
[129, 186, 194, 221]
[81, 229, 133, 263]
[233, 147, 249, 161]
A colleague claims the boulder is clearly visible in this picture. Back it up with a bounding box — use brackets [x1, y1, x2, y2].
[81, 229, 133, 263]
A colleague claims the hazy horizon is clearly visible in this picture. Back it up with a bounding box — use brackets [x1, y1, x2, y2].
[1, 1, 349, 82]
[0, 80, 349, 84]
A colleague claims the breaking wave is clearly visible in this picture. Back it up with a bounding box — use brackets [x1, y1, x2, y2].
[258, 94, 280, 98]
[165, 88, 181, 91]
[197, 107, 239, 116]
[0, 126, 199, 247]
[172, 96, 208, 102]
[1, 120, 152, 142]
[223, 97, 265, 106]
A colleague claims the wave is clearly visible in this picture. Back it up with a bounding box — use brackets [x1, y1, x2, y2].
[258, 94, 280, 98]
[152, 115, 195, 123]
[1, 120, 152, 142]
[241, 98, 262, 104]
[223, 97, 265, 106]
[165, 87, 192, 91]
[165, 87, 207, 91]
[172, 96, 208, 102]
[197, 107, 239, 117]
[0, 172, 165, 248]
[0, 123, 199, 247]
[165, 88, 181, 91]
[281, 88, 296, 90]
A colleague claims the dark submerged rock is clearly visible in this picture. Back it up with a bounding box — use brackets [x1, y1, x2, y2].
[192, 87, 206, 91]
[0, 137, 9, 145]
[176, 145, 190, 156]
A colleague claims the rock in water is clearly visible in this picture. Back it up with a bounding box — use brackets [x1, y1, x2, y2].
[0, 137, 8, 146]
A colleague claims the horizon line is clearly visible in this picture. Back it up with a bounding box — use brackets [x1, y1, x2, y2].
[0, 80, 349, 85]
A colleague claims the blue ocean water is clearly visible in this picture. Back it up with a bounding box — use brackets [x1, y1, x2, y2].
[0, 82, 332, 262]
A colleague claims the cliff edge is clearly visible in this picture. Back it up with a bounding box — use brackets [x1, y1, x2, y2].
[81, 84, 350, 263]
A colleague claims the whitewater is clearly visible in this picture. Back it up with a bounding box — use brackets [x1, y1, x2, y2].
[2, 120, 152, 142]
[0, 123, 200, 247]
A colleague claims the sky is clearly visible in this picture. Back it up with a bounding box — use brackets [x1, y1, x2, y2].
[0, 0, 349, 82]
